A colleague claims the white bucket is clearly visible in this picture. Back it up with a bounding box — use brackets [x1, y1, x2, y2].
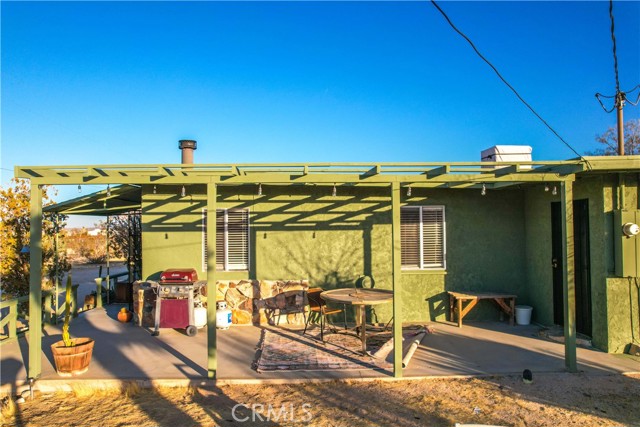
[515, 305, 533, 325]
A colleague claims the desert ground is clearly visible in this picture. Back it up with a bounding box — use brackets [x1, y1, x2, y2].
[2, 373, 639, 426]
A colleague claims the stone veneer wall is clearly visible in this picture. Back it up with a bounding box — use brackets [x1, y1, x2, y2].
[216, 279, 309, 325]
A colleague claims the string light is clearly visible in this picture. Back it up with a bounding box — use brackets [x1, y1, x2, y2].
[481, 183, 486, 196]
[153, 185, 157, 194]
[258, 183, 262, 196]
[332, 184, 337, 197]
[77, 185, 81, 193]
[552, 186, 558, 196]
[181, 186, 186, 197]
[407, 186, 412, 197]
[106, 185, 111, 197]
[544, 184, 549, 192]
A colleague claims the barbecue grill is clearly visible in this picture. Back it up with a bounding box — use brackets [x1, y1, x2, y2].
[152, 268, 205, 337]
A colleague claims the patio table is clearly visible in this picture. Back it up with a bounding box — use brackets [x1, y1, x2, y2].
[320, 288, 393, 354]
[448, 291, 517, 328]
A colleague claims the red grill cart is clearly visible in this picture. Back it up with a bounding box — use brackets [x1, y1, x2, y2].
[153, 268, 201, 337]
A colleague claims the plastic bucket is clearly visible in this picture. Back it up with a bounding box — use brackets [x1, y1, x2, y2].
[515, 305, 533, 325]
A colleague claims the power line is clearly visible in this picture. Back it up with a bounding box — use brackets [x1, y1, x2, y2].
[429, 0, 586, 162]
[609, 0, 621, 93]
[595, 0, 639, 155]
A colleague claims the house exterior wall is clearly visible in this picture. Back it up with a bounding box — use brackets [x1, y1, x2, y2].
[524, 174, 640, 353]
[141, 184, 528, 324]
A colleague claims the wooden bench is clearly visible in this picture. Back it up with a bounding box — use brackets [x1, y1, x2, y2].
[448, 291, 516, 327]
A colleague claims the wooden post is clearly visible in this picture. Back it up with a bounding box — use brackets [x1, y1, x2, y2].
[95, 277, 103, 308]
[391, 182, 403, 378]
[106, 214, 110, 305]
[561, 181, 578, 372]
[206, 183, 218, 379]
[29, 184, 43, 379]
[54, 215, 59, 325]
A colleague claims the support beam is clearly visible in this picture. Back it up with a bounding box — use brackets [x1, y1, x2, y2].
[206, 183, 218, 379]
[390, 182, 403, 378]
[29, 184, 43, 379]
[561, 181, 577, 372]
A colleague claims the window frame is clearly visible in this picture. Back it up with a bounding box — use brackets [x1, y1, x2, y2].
[400, 205, 446, 271]
[202, 208, 250, 272]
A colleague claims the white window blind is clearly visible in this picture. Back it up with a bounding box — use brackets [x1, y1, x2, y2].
[203, 209, 249, 272]
[400, 206, 445, 270]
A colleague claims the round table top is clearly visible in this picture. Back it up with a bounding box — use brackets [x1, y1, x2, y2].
[321, 288, 393, 306]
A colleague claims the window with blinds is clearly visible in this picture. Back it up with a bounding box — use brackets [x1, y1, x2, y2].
[202, 209, 249, 272]
[400, 206, 446, 270]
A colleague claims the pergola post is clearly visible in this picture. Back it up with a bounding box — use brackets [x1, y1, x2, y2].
[391, 182, 403, 378]
[561, 181, 577, 372]
[206, 183, 218, 378]
[28, 184, 43, 379]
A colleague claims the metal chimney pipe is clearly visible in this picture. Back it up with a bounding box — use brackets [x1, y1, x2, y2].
[179, 140, 197, 164]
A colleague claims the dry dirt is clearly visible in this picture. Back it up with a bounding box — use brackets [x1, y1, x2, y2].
[2, 373, 640, 427]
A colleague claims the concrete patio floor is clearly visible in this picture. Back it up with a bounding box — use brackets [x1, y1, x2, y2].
[2, 305, 639, 393]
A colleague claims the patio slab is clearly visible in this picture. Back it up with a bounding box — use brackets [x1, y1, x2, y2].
[1, 307, 638, 393]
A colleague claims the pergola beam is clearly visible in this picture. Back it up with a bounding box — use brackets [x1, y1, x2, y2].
[28, 185, 43, 380]
[16, 173, 578, 187]
[391, 182, 403, 378]
[206, 183, 218, 379]
[561, 181, 578, 372]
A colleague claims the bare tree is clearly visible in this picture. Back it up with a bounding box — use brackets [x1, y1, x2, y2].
[589, 119, 640, 155]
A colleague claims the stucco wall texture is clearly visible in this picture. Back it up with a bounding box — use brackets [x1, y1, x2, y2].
[141, 176, 640, 353]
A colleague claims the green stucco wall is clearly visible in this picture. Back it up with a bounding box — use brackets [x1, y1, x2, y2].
[524, 174, 640, 353]
[141, 184, 528, 325]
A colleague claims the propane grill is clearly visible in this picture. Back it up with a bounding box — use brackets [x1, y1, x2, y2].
[152, 268, 205, 337]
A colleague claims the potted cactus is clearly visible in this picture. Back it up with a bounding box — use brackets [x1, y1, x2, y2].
[50, 276, 94, 376]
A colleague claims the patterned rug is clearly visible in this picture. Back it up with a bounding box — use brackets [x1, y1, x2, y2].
[254, 327, 414, 372]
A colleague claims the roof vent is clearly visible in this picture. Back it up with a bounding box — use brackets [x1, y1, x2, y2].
[481, 145, 532, 169]
[179, 140, 197, 164]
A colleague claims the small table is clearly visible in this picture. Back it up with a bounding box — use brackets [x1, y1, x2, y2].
[321, 288, 393, 354]
[448, 291, 516, 328]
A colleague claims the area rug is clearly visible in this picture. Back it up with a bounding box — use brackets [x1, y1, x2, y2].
[254, 326, 432, 372]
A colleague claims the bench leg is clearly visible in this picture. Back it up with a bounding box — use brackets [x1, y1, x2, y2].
[449, 295, 455, 323]
[457, 298, 462, 328]
[509, 298, 515, 326]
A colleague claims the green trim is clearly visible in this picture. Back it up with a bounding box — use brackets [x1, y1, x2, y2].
[561, 182, 577, 373]
[29, 185, 43, 379]
[14, 160, 594, 187]
[206, 183, 218, 379]
[391, 182, 403, 378]
[401, 269, 448, 275]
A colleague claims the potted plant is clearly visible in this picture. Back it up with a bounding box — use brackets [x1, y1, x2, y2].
[50, 276, 94, 376]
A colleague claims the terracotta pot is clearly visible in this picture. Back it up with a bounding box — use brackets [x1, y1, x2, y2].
[51, 338, 95, 377]
[118, 309, 132, 323]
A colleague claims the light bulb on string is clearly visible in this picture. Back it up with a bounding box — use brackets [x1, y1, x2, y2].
[332, 184, 337, 197]
[153, 185, 157, 194]
[258, 183, 262, 196]
[181, 186, 186, 197]
[552, 186, 557, 196]
[544, 184, 549, 192]
[481, 183, 486, 196]
[106, 185, 111, 197]
[407, 186, 412, 197]
[77, 185, 82, 193]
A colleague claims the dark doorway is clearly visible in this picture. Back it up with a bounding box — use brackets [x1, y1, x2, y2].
[551, 199, 592, 336]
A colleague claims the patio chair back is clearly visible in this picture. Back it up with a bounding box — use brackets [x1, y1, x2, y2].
[306, 287, 325, 312]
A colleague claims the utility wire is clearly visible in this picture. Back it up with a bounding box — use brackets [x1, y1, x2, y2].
[430, 0, 586, 162]
[609, 0, 621, 94]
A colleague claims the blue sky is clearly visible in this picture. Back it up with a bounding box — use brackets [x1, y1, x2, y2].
[2, 1, 639, 226]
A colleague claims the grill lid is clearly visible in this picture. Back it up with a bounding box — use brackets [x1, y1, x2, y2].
[159, 268, 198, 283]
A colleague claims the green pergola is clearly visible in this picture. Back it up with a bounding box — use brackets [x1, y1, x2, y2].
[17, 157, 637, 380]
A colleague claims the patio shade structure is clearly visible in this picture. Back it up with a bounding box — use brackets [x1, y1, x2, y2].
[43, 184, 143, 306]
[16, 156, 640, 380]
